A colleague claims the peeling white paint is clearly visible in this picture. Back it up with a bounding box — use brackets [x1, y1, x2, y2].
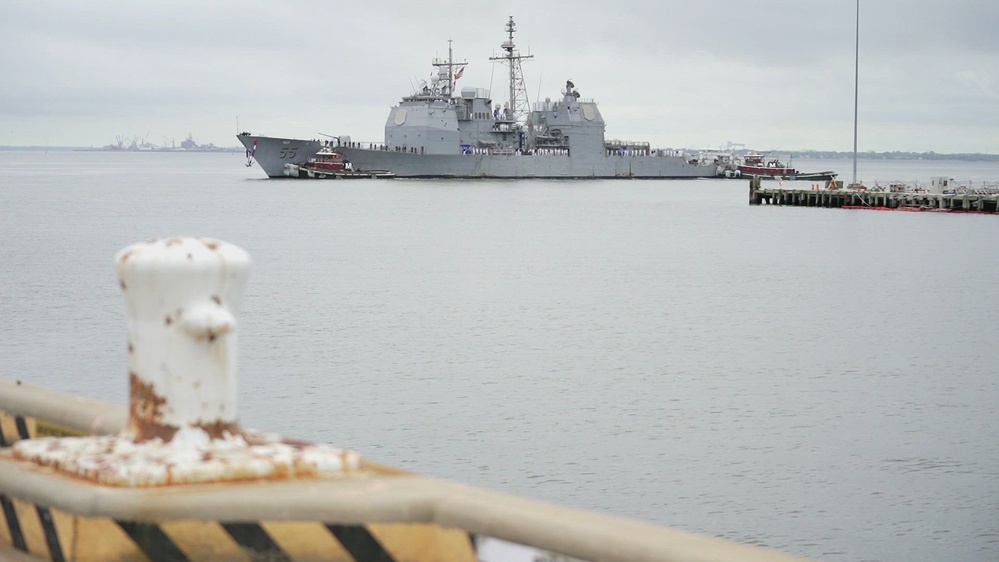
[14, 432, 361, 486]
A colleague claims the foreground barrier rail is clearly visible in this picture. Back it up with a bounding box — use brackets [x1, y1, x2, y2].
[0, 237, 810, 562]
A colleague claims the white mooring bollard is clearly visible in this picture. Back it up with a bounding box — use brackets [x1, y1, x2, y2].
[118, 236, 249, 443]
[13, 237, 360, 486]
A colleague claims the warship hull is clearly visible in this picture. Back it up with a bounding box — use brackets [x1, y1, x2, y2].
[239, 135, 714, 179]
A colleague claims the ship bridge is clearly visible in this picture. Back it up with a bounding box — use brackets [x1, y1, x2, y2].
[381, 39, 468, 155]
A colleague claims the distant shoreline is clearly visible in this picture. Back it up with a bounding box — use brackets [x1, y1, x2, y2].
[788, 150, 999, 162]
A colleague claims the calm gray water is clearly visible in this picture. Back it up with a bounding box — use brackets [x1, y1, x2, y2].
[1, 151, 997, 561]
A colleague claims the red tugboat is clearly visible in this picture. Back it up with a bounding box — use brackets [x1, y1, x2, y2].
[283, 148, 395, 179]
[736, 152, 836, 181]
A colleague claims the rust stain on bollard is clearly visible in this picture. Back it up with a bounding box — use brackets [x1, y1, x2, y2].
[128, 371, 175, 443]
[127, 372, 241, 443]
[193, 419, 240, 440]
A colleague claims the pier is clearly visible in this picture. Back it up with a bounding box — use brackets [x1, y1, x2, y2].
[748, 177, 999, 213]
[0, 237, 810, 562]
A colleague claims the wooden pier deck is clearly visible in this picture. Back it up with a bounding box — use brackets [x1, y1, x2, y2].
[748, 177, 999, 213]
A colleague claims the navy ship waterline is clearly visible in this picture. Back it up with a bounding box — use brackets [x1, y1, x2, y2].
[238, 17, 716, 179]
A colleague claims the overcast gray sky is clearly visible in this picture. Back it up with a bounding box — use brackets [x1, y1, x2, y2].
[2, 1, 996, 153]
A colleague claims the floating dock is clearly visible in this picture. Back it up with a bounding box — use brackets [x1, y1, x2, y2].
[748, 177, 999, 213]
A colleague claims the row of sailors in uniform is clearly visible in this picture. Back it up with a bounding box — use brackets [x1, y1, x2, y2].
[462, 147, 570, 156]
[328, 139, 686, 158]
[460, 146, 688, 157]
[607, 148, 686, 157]
[329, 139, 396, 151]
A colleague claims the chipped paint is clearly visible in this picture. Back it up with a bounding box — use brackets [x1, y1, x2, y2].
[11, 237, 362, 486]
[12, 430, 361, 487]
[128, 371, 175, 443]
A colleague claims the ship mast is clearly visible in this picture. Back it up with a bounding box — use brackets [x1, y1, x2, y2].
[489, 16, 533, 122]
[431, 39, 467, 99]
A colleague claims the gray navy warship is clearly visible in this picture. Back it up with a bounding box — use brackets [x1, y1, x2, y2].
[238, 17, 717, 179]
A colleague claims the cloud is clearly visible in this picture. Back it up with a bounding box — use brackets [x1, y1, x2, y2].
[1, 0, 997, 153]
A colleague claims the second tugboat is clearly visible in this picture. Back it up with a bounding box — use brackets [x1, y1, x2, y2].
[732, 152, 836, 181]
[239, 17, 717, 179]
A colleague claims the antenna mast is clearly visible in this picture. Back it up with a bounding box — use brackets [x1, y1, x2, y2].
[431, 39, 467, 98]
[489, 16, 533, 121]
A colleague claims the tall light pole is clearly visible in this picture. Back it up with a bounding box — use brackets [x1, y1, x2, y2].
[852, 0, 860, 186]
